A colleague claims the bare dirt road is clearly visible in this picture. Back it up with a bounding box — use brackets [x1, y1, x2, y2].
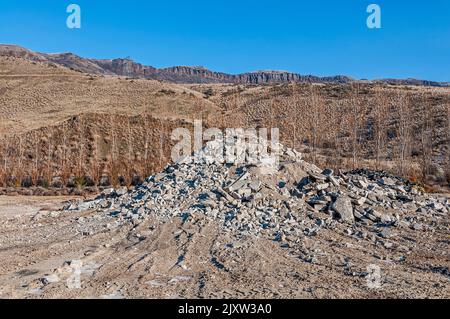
[0, 196, 448, 299]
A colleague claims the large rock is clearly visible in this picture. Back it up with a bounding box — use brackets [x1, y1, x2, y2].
[331, 195, 355, 224]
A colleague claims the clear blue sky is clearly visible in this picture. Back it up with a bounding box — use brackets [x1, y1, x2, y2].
[1, 0, 449, 81]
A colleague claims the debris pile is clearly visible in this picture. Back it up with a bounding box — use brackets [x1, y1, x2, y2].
[65, 140, 449, 244]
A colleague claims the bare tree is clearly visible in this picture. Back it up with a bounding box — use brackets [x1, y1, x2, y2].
[419, 92, 433, 181]
[396, 92, 413, 176]
[33, 131, 39, 181]
[349, 83, 361, 168]
[309, 84, 323, 164]
[445, 98, 450, 183]
[373, 87, 389, 169]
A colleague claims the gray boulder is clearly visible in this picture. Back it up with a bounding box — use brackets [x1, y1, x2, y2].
[331, 195, 355, 224]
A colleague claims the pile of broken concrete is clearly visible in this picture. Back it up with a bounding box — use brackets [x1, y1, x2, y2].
[64, 140, 449, 245]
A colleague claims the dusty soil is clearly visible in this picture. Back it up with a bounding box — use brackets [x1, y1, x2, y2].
[0, 196, 448, 299]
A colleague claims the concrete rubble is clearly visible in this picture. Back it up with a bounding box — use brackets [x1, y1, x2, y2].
[64, 139, 449, 245]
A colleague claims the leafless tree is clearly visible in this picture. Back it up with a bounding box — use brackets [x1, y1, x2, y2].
[349, 83, 361, 168]
[373, 87, 389, 169]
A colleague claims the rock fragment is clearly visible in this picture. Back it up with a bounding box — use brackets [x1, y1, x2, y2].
[331, 196, 354, 224]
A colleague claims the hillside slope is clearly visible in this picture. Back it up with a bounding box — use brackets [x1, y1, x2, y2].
[0, 52, 448, 192]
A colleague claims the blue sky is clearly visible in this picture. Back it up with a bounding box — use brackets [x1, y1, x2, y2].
[1, 0, 449, 81]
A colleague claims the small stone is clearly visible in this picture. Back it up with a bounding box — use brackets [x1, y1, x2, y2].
[41, 274, 60, 285]
[352, 197, 366, 206]
[353, 209, 364, 220]
[379, 228, 392, 238]
[315, 183, 330, 191]
[393, 185, 407, 194]
[308, 171, 327, 182]
[385, 216, 396, 225]
[379, 177, 396, 186]
[249, 180, 262, 192]
[328, 175, 340, 186]
[116, 187, 128, 196]
[398, 220, 410, 228]
[101, 188, 116, 197]
[416, 207, 427, 214]
[154, 173, 166, 182]
[428, 202, 444, 211]
[146, 280, 164, 287]
[354, 179, 368, 189]
[238, 188, 252, 198]
[383, 241, 394, 249]
[229, 179, 248, 192]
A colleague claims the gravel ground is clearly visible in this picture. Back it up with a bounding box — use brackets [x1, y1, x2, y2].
[0, 190, 448, 299]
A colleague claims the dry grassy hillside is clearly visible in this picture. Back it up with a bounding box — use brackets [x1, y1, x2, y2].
[0, 113, 195, 191]
[0, 57, 216, 192]
[200, 83, 450, 189]
[0, 56, 449, 193]
[0, 56, 217, 134]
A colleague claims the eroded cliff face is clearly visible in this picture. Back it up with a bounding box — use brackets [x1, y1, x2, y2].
[235, 71, 303, 84]
[154, 68, 354, 84]
[233, 72, 354, 84]
[0, 45, 46, 61]
[95, 58, 157, 77]
[156, 66, 233, 83]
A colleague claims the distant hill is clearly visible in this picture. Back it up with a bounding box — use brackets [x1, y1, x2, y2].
[0, 44, 448, 87]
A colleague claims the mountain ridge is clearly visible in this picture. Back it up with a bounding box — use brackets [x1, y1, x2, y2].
[0, 44, 448, 87]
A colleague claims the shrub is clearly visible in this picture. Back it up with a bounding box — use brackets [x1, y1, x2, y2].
[21, 176, 34, 188]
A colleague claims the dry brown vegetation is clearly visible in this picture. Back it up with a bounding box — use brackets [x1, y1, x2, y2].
[0, 113, 194, 189]
[0, 56, 449, 192]
[203, 82, 450, 190]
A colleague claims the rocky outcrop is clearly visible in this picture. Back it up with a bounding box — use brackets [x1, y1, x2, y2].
[45, 53, 114, 75]
[95, 58, 157, 77]
[234, 72, 353, 85]
[0, 44, 48, 62]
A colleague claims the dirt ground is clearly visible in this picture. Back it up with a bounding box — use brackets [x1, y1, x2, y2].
[0, 196, 448, 299]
